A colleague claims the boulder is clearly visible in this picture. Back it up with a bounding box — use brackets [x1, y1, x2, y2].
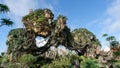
[22, 9, 54, 37]
[72, 28, 101, 57]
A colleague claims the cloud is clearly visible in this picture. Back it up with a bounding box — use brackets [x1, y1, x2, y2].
[37, 0, 54, 11]
[86, 0, 120, 51]
[88, 0, 120, 34]
[90, 0, 120, 37]
[100, 0, 120, 51]
[4, 0, 36, 16]
[103, 0, 120, 33]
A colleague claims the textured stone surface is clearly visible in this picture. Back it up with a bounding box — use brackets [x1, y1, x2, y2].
[22, 9, 54, 37]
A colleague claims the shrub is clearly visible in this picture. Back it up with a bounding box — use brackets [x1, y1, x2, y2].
[18, 54, 36, 67]
[41, 55, 80, 68]
[80, 56, 99, 68]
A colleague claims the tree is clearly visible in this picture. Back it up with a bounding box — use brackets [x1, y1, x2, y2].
[102, 34, 119, 48]
[0, 3, 14, 27]
[113, 50, 120, 57]
[0, 3, 9, 13]
[80, 56, 99, 68]
[0, 18, 13, 27]
[18, 54, 37, 67]
[102, 33, 108, 37]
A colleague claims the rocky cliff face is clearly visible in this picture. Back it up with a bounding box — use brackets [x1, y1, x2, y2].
[22, 9, 54, 37]
[6, 28, 37, 61]
[6, 8, 101, 61]
[72, 28, 101, 57]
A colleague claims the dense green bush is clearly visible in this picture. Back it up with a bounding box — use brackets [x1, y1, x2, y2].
[7, 63, 22, 68]
[41, 55, 79, 68]
[18, 54, 37, 67]
[80, 56, 99, 68]
[113, 50, 120, 56]
[41, 55, 100, 68]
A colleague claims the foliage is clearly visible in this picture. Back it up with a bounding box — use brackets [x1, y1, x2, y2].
[0, 54, 9, 67]
[72, 28, 101, 47]
[41, 55, 100, 68]
[22, 9, 46, 23]
[0, 18, 13, 27]
[110, 41, 119, 48]
[113, 50, 120, 56]
[2, 55, 9, 63]
[22, 8, 53, 37]
[0, 3, 14, 27]
[7, 63, 22, 68]
[6, 28, 26, 53]
[18, 54, 36, 66]
[41, 55, 79, 68]
[0, 3, 9, 13]
[80, 56, 99, 68]
[71, 27, 101, 56]
[114, 61, 120, 68]
[102, 33, 108, 37]
[6, 28, 36, 54]
[102, 34, 119, 48]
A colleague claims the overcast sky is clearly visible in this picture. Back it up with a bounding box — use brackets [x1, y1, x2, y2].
[0, 0, 120, 53]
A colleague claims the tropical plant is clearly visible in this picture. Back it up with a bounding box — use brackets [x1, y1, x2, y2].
[113, 50, 120, 57]
[41, 55, 80, 68]
[0, 3, 9, 13]
[0, 3, 14, 27]
[18, 54, 37, 67]
[102, 34, 119, 48]
[80, 56, 99, 68]
[0, 18, 13, 27]
[102, 33, 108, 37]
[114, 61, 120, 68]
[0, 54, 9, 67]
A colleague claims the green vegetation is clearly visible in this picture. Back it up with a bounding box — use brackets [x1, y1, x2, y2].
[18, 54, 36, 67]
[103, 34, 119, 48]
[72, 28, 101, 47]
[0, 3, 14, 27]
[22, 8, 53, 37]
[80, 56, 99, 68]
[41, 55, 99, 68]
[113, 50, 120, 56]
[0, 3, 9, 13]
[22, 9, 47, 23]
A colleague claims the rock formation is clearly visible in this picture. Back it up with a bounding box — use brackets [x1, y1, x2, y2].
[72, 28, 101, 57]
[22, 9, 54, 37]
[6, 8, 101, 62]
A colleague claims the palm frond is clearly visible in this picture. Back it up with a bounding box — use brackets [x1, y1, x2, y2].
[0, 3, 9, 13]
[1, 18, 13, 26]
